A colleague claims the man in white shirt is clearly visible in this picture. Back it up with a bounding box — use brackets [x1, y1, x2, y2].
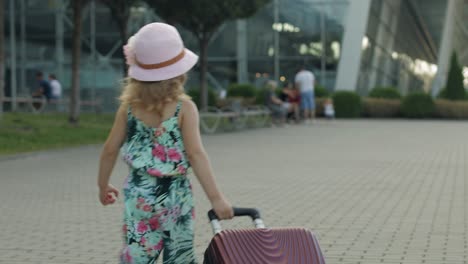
[48, 74, 62, 100]
[295, 66, 316, 124]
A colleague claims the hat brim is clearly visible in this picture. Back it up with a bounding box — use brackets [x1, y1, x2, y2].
[128, 48, 198, 82]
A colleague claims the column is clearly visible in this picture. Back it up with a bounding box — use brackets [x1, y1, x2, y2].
[19, 0, 26, 96]
[273, 0, 279, 83]
[9, 0, 17, 110]
[55, 0, 65, 84]
[236, 20, 248, 84]
[334, 0, 372, 91]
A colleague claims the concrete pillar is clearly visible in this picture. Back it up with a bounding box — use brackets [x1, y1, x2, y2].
[55, 0, 65, 84]
[273, 0, 280, 83]
[19, 0, 26, 96]
[236, 20, 248, 84]
[9, 0, 17, 110]
[431, 0, 457, 97]
[334, 0, 372, 91]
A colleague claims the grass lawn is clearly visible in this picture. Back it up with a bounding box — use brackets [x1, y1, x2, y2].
[0, 113, 114, 156]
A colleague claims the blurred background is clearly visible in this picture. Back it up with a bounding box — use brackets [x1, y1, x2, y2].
[1, 0, 468, 112]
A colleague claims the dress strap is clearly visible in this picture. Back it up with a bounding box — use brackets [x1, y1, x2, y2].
[174, 100, 182, 117]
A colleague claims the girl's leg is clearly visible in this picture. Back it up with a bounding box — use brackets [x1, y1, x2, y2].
[161, 177, 197, 264]
[120, 171, 165, 263]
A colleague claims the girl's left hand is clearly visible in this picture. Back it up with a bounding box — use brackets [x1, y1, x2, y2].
[99, 184, 119, 206]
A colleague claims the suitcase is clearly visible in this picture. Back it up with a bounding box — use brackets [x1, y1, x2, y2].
[203, 207, 326, 264]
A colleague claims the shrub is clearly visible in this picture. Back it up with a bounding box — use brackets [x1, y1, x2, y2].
[187, 88, 217, 109]
[401, 92, 435, 118]
[227, 83, 257, 98]
[362, 98, 401, 118]
[368, 87, 401, 99]
[438, 87, 468, 100]
[444, 52, 466, 100]
[255, 87, 277, 105]
[314, 84, 329, 98]
[332, 91, 362, 118]
[434, 99, 468, 119]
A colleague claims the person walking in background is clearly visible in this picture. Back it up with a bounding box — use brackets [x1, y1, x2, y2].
[295, 65, 316, 124]
[33, 72, 52, 101]
[48, 74, 62, 100]
[96, 23, 233, 264]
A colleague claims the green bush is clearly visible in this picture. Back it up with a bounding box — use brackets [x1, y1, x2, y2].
[368, 87, 402, 99]
[332, 91, 362, 118]
[438, 87, 468, 100]
[255, 88, 269, 105]
[314, 84, 329, 98]
[401, 92, 435, 118]
[227, 83, 257, 98]
[444, 52, 466, 100]
[187, 88, 217, 109]
[362, 98, 401, 118]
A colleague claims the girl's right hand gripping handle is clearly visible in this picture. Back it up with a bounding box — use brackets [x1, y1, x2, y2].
[208, 207, 266, 235]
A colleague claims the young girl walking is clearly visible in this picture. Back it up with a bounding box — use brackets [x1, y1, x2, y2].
[97, 23, 233, 264]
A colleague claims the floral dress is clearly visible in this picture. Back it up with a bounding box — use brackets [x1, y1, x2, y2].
[120, 101, 196, 264]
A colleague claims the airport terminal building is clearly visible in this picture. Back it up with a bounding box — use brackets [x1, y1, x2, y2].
[3, 0, 468, 110]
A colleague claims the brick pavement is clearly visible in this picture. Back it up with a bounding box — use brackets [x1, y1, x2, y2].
[0, 120, 467, 264]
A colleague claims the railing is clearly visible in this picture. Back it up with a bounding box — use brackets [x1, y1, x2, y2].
[199, 105, 271, 134]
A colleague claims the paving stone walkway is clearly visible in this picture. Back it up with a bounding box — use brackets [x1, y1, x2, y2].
[1, 120, 467, 263]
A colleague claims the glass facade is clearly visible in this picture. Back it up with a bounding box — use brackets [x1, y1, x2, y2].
[357, 0, 440, 95]
[246, 0, 348, 90]
[2, 0, 467, 112]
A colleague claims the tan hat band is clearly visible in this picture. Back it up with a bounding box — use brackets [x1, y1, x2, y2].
[135, 50, 186, 70]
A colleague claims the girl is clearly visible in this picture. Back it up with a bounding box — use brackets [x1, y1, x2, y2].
[97, 23, 233, 264]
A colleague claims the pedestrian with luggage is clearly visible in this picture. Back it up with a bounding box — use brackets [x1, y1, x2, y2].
[96, 22, 233, 264]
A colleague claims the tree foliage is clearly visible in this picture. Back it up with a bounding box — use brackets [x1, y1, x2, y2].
[145, 0, 271, 109]
[444, 52, 466, 101]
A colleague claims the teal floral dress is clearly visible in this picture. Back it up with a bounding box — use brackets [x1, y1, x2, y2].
[120, 101, 196, 264]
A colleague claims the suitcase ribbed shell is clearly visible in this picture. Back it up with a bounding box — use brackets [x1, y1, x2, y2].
[204, 227, 325, 264]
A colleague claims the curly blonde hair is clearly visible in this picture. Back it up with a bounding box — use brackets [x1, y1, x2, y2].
[119, 74, 189, 117]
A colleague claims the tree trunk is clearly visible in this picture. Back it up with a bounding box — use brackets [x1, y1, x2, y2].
[0, 0, 4, 119]
[199, 36, 209, 111]
[70, 0, 83, 124]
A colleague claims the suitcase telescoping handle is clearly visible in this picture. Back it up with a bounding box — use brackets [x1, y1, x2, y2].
[208, 207, 266, 234]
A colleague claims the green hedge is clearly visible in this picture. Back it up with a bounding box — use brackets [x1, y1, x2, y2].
[363, 98, 401, 118]
[332, 91, 362, 118]
[434, 99, 468, 119]
[315, 84, 329, 98]
[401, 92, 435, 118]
[443, 52, 466, 100]
[368, 87, 401, 99]
[227, 83, 257, 98]
[437, 88, 468, 100]
[187, 88, 217, 109]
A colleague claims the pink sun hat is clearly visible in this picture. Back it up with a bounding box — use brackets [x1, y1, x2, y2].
[124, 22, 199, 82]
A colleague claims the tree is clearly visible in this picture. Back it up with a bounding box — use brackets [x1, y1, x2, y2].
[145, 0, 271, 110]
[70, 0, 88, 124]
[0, 0, 4, 119]
[100, 0, 140, 76]
[444, 52, 466, 101]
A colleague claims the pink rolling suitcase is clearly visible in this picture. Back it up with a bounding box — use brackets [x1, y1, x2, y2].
[204, 207, 326, 264]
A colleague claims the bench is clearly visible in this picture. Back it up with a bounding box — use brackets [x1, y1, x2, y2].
[199, 105, 271, 134]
